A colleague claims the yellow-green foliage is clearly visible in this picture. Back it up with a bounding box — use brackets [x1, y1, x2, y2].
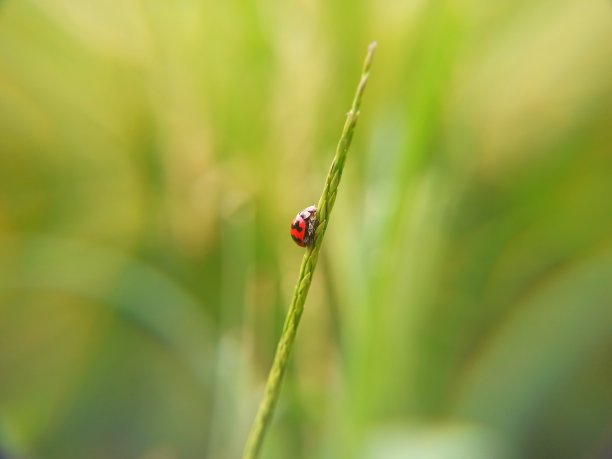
[0, 2, 611, 459]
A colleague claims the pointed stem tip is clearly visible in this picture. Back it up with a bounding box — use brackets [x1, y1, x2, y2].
[364, 40, 377, 72]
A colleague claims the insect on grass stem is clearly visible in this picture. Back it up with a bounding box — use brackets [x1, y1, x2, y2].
[242, 41, 377, 459]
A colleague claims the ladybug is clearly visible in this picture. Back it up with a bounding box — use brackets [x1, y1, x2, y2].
[290, 205, 317, 247]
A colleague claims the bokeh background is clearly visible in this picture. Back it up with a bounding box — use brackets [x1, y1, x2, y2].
[1, 1, 611, 458]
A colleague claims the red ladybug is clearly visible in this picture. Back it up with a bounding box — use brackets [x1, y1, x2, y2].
[290, 205, 317, 247]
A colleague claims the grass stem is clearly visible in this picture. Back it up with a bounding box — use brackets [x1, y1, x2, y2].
[242, 41, 377, 459]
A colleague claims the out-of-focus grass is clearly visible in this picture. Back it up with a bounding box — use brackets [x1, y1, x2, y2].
[0, 1, 611, 458]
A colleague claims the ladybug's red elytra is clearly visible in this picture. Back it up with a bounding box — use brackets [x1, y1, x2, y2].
[290, 205, 317, 247]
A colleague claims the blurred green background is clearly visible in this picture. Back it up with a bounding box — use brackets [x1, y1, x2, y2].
[1, 1, 611, 458]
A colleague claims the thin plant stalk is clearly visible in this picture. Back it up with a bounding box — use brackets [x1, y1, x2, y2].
[242, 41, 377, 459]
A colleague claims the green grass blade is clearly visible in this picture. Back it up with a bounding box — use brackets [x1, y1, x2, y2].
[242, 41, 377, 459]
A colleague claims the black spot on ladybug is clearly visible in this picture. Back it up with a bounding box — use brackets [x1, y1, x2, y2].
[291, 220, 304, 233]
